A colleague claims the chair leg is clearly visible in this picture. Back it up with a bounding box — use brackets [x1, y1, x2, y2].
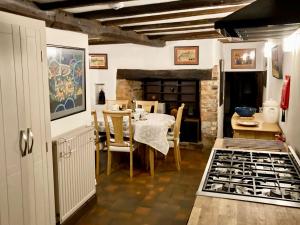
[174, 142, 180, 171]
[149, 147, 155, 177]
[107, 150, 112, 176]
[178, 143, 182, 164]
[130, 151, 133, 178]
[95, 142, 100, 183]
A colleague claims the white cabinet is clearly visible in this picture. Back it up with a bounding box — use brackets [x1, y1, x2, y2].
[0, 12, 55, 225]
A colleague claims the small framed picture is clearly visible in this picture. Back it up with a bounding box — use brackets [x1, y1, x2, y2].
[231, 49, 256, 69]
[272, 45, 283, 79]
[89, 54, 108, 69]
[174, 46, 199, 65]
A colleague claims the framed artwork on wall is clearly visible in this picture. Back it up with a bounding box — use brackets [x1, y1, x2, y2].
[47, 45, 86, 121]
[174, 46, 199, 65]
[272, 45, 283, 79]
[231, 48, 256, 69]
[89, 54, 108, 69]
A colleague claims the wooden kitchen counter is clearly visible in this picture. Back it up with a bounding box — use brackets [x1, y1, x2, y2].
[232, 113, 281, 140]
[187, 138, 300, 225]
[188, 196, 300, 225]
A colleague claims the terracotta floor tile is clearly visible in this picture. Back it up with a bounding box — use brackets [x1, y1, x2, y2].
[135, 206, 151, 215]
[74, 140, 214, 225]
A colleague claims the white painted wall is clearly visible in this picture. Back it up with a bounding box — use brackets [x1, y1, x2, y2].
[265, 33, 300, 152]
[223, 42, 266, 72]
[89, 39, 219, 105]
[46, 28, 91, 137]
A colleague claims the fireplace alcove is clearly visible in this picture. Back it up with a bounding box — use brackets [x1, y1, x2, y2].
[116, 69, 214, 142]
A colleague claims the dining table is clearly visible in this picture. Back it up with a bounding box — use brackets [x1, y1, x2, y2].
[97, 111, 175, 176]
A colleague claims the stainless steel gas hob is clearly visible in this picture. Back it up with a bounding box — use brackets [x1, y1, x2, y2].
[197, 147, 300, 207]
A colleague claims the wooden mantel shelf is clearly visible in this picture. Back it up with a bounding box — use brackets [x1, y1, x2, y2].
[231, 113, 281, 140]
[117, 69, 212, 80]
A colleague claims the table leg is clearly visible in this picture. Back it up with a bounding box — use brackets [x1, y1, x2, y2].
[149, 147, 155, 177]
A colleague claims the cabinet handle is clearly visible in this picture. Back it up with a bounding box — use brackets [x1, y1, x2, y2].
[27, 128, 34, 154]
[19, 130, 28, 157]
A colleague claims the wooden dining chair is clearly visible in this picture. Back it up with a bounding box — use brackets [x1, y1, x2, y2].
[103, 110, 135, 178]
[105, 99, 129, 110]
[91, 111, 104, 183]
[136, 100, 158, 113]
[167, 103, 185, 171]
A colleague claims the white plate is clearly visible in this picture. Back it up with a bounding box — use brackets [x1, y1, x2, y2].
[237, 120, 259, 127]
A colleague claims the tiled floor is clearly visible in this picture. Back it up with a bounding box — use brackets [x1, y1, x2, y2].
[75, 141, 214, 225]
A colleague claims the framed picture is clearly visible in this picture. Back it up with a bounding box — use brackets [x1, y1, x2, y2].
[47, 45, 86, 121]
[272, 45, 283, 79]
[231, 48, 256, 69]
[89, 54, 108, 69]
[174, 46, 199, 65]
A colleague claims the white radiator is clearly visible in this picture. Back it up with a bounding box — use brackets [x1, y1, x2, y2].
[52, 126, 96, 224]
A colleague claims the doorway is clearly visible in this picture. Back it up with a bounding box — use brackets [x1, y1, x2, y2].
[223, 71, 266, 137]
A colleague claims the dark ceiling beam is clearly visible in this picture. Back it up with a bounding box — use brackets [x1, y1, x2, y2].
[122, 18, 219, 31]
[89, 40, 128, 45]
[89, 37, 128, 45]
[34, 0, 135, 10]
[0, 0, 49, 20]
[0, 0, 165, 47]
[102, 5, 243, 26]
[74, 0, 253, 19]
[148, 31, 222, 41]
[136, 25, 215, 34]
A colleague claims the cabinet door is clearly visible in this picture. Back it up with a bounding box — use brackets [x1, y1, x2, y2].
[0, 21, 53, 225]
[0, 22, 25, 225]
[20, 26, 49, 225]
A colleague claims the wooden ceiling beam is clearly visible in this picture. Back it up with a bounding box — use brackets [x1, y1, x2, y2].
[74, 0, 253, 19]
[148, 31, 222, 41]
[136, 25, 215, 34]
[0, 0, 165, 47]
[102, 5, 243, 26]
[122, 18, 219, 31]
[89, 37, 128, 45]
[34, 0, 135, 10]
[0, 0, 49, 21]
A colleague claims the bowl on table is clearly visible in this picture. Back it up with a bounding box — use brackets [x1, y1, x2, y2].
[235, 107, 256, 117]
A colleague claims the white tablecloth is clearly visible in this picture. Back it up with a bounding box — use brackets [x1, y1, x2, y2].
[97, 113, 175, 155]
[134, 113, 175, 155]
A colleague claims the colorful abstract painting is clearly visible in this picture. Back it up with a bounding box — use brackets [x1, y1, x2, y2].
[47, 46, 86, 120]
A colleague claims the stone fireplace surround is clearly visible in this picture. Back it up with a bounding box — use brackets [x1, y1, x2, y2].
[116, 67, 219, 138]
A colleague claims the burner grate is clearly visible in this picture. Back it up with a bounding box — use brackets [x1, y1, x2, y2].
[198, 148, 300, 207]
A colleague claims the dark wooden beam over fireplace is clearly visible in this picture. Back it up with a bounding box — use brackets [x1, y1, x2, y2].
[117, 69, 212, 80]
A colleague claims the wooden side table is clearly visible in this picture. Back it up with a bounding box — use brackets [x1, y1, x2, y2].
[231, 113, 281, 140]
